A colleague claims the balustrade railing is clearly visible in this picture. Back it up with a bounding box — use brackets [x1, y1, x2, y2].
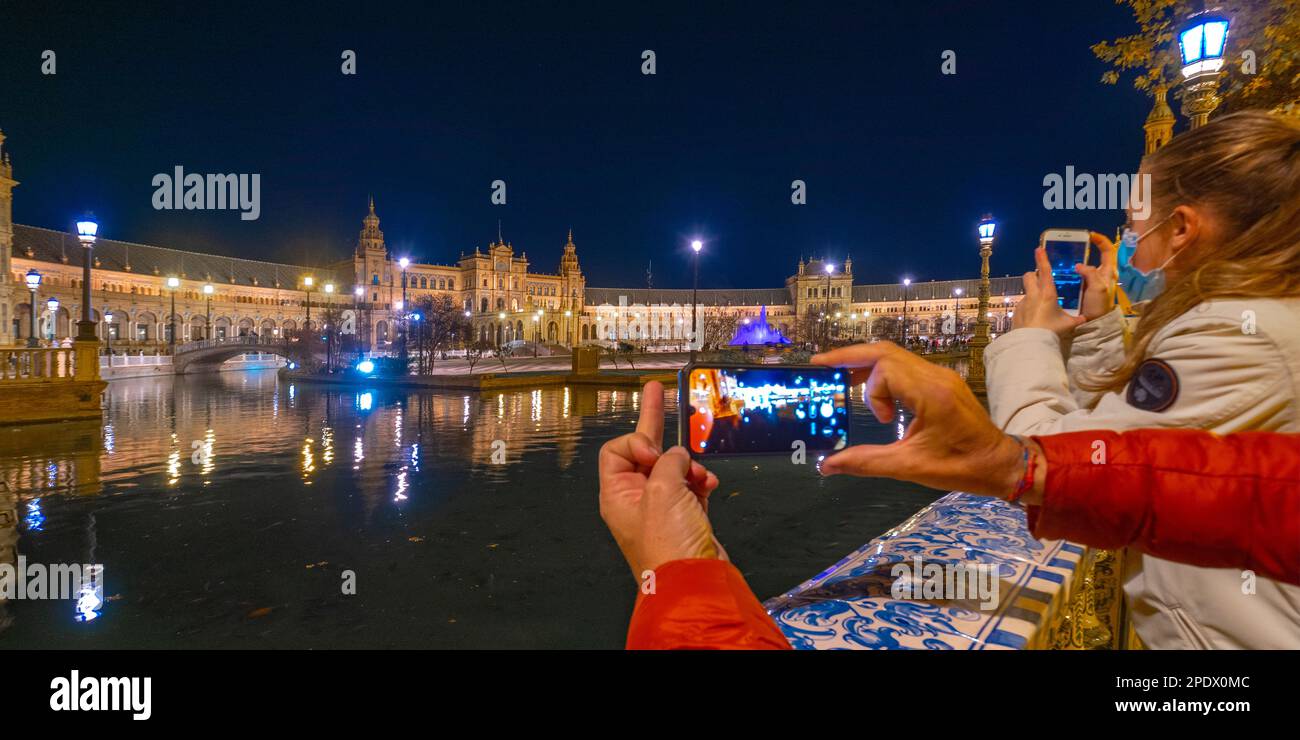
[0, 347, 78, 382]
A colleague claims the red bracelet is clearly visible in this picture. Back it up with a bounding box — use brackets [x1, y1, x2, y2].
[1008, 437, 1036, 503]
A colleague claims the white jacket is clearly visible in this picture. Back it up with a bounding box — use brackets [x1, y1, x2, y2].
[985, 298, 1300, 649]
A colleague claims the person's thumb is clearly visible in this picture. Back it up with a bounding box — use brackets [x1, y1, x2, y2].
[820, 442, 904, 478]
[645, 446, 693, 500]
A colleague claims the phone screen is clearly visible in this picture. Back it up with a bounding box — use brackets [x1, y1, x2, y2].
[682, 365, 850, 457]
[1044, 238, 1088, 311]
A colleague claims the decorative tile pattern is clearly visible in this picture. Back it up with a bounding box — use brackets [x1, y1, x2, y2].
[764, 492, 1085, 650]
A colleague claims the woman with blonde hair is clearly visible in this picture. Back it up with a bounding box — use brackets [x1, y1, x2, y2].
[985, 110, 1300, 649]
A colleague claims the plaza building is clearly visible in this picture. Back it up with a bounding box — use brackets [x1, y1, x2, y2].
[0, 129, 1022, 353]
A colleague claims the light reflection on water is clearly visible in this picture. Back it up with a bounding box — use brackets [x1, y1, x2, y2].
[0, 367, 942, 648]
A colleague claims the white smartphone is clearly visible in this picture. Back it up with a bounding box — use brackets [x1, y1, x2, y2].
[1038, 229, 1091, 315]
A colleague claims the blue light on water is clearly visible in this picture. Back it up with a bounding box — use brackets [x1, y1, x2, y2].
[357, 359, 376, 374]
[357, 392, 373, 411]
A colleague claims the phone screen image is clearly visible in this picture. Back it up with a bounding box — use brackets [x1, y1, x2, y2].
[1043, 238, 1088, 311]
[682, 365, 850, 457]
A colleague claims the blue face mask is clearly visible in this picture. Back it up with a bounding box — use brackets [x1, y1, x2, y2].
[1118, 216, 1174, 304]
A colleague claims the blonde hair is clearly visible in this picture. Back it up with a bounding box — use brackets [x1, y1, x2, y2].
[1084, 111, 1300, 393]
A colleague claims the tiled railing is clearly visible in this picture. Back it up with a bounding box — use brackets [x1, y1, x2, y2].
[0, 347, 78, 382]
[764, 492, 1123, 650]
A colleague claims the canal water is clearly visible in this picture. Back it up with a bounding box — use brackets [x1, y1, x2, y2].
[0, 369, 941, 649]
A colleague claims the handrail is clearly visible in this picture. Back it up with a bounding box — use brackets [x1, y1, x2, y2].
[0, 347, 79, 382]
[174, 335, 289, 354]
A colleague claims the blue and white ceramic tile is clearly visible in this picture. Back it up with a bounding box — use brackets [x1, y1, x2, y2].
[764, 492, 1084, 650]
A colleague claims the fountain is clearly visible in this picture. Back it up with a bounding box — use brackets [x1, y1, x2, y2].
[728, 306, 791, 346]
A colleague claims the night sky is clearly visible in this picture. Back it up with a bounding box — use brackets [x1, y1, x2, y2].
[0, 1, 1154, 290]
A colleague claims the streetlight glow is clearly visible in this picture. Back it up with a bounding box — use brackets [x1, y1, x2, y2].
[690, 239, 702, 253]
[76, 215, 99, 244]
[203, 283, 214, 295]
[1179, 13, 1230, 77]
[399, 257, 410, 269]
[978, 214, 997, 245]
[167, 277, 180, 289]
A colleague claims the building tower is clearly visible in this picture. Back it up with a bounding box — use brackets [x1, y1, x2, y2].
[1144, 85, 1175, 155]
[559, 229, 584, 346]
[0, 131, 16, 346]
[354, 197, 389, 300]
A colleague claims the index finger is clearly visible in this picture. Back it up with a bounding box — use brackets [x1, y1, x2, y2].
[637, 380, 665, 452]
[812, 341, 901, 370]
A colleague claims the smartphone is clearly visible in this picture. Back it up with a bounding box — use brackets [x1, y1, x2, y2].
[1039, 229, 1092, 314]
[678, 363, 850, 458]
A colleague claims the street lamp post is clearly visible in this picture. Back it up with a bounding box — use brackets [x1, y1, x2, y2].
[166, 277, 180, 350]
[399, 257, 410, 359]
[533, 311, 541, 357]
[46, 297, 59, 343]
[690, 239, 702, 360]
[953, 287, 964, 340]
[354, 286, 364, 356]
[203, 283, 213, 341]
[823, 263, 834, 350]
[324, 283, 335, 369]
[303, 276, 314, 334]
[104, 310, 113, 354]
[968, 214, 997, 394]
[901, 277, 912, 346]
[1178, 12, 1231, 130]
[564, 309, 573, 348]
[75, 215, 99, 342]
[24, 269, 41, 348]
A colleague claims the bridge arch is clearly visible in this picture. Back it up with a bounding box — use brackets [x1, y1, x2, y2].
[171, 336, 312, 375]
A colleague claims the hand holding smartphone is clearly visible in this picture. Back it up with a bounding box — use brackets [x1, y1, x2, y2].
[1038, 229, 1092, 314]
[679, 363, 850, 458]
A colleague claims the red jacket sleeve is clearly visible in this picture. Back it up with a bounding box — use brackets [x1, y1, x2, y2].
[1028, 429, 1300, 586]
[626, 559, 792, 650]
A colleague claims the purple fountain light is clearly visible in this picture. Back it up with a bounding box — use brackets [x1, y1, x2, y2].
[728, 306, 791, 346]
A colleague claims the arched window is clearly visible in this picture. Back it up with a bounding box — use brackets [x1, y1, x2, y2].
[480, 297, 489, 313]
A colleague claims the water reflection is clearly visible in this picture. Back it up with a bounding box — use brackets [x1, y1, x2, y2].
[0, 368, 941, 648]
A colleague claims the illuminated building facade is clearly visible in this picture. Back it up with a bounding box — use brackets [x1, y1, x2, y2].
[0, 130, 1022, 352]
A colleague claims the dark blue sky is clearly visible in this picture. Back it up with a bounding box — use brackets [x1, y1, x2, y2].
[0, 1, 1153, 289]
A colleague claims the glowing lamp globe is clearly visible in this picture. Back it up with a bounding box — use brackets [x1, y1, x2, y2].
[203, 283, 214, 295]
[167, 277, 180, 289]
[690, 240, 703, 253]
[356, 359, 376, 375]
[977, 215, 997, 245]
[47, 297, 59, 312]
[24, 269, 42, 291]
[399, 257, 410, 269]
[76, 215, 99, 245]
[1180, 13, 1230, 78]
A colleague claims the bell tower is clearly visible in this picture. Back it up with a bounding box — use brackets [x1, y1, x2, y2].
[355, 197, 389, 304]
[0, 130, 17, 345]
[1144, 86, 1175, 155]
[560, 228, 584, 312]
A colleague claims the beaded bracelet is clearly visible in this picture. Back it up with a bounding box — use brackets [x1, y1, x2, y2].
[1008, 436, 1036, 503]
